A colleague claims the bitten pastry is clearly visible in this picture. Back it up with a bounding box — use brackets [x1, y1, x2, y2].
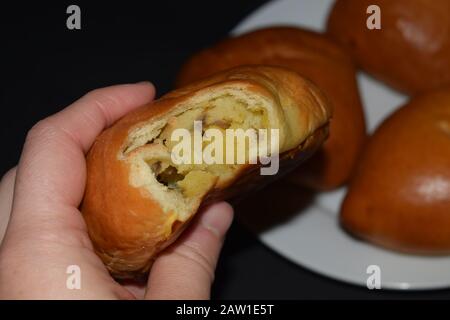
[341, 88, 450, 253]
[327, 0, 450, 95]
[82, 66, 332, 278]
[177, 26, 366, 190]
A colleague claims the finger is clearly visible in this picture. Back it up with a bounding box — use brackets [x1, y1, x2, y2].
[145, 202, 234, 300]
[44, 82, 156, 153]
[0, 167, 16, 243]
[10, 83, 155, 231]
[122, 281, 147, 300]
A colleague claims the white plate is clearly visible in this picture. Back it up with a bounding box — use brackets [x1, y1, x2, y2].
[233, 0, 450, 290]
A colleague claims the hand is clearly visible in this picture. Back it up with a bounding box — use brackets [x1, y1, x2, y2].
[0, 83, 234, 299]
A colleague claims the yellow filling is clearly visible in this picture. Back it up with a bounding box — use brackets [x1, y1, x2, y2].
[144, 95, 269, 199]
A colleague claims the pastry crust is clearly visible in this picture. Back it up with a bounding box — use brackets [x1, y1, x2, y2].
[327, 0, 450, 94]
[176, 26, 366, 190]
[341, 87, 450, 253]
[82, 66, 332, 278]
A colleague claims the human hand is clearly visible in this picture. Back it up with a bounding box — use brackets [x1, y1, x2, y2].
[0, 83, 234, 299]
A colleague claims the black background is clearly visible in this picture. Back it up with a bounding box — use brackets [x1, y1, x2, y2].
[1, 1, 450, 299]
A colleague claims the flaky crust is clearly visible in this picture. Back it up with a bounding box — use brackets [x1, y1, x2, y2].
[82, 66, 332, 278]
[176, 26, 366, 190]
[341, 88, 450, 253]
[327, 0, 450, 95]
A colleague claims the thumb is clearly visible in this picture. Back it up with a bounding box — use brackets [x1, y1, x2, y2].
[145, 202, 234, 300]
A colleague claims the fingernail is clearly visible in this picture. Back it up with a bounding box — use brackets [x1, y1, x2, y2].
[136, 81, 152, 85]
[201, 202, 234, 238]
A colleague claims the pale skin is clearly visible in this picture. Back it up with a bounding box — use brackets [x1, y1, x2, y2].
[0, 82, 234, 299]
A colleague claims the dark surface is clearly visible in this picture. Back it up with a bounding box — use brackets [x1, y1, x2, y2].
[1, 1, 449, 299]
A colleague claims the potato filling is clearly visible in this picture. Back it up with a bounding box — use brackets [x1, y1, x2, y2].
[125, 93, 273, 218]
[158, 95, 267, 192]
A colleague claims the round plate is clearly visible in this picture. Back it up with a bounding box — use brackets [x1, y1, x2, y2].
[232, 0, 450, 290]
